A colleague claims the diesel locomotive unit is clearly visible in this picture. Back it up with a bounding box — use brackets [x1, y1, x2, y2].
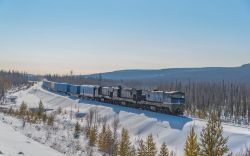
[42, 80, 185, 115]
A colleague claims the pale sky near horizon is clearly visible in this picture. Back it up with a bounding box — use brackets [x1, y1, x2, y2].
[0, 0, 250, 75]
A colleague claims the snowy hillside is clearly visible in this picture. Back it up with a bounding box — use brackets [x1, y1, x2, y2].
[2, 83, 250, 156]
[0, 119, 63, 156]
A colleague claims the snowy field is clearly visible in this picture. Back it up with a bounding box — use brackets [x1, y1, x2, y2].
[0, 118, 63, 156]
[1, 83, 250, 156]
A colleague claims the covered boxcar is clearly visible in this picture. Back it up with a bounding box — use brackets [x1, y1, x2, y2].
[42, 80, 52, 90]
[69, 84, 81, 95]
[56, 83, 70, 93]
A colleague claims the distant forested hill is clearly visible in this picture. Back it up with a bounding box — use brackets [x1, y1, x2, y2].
[86, 64, 250, 82]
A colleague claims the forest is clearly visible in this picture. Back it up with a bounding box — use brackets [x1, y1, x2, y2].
[45, 74, 250, 125]
[0, 70, 30, 103]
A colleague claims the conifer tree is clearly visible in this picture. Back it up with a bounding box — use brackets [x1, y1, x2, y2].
[184, 127, 199, 156]
[47, 114, 54, 126]
[98, 124, 113, 154]
[19, 101, 28, 116]
[105, 125, 114, 154]
[57, 107, 62, 114]
[130, 145, 137, 156]
[74, 121, 81, 139]
[200, 112, 229, 156]
[119, 128, 132, 156]
[42, 113, 47, 123]
[159, 142, 169, 156]
[145, 134, 157, 156]
[37, 100, 44, 118]
[98, 124, 107, 152]
[8, 106, 13, 115]
[88, 126, 97, 146]
[137, 139, 146, 156]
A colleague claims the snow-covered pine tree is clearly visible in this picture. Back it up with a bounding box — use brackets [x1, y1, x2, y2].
[145, 134, 157, 156]
[88, 126, 97, 146]
[74, 121, 81, 139]
[119, 128, 132, 156]
[184, 127, 199, 156]
[130, 145, 137, 156]
[37, 100, 44, 118]
[137, 139, 146, 156]
[105, 125, 114, 154]
[200, 112, 229, 156]
[19, 101, 27, 117]
[42, 113, 47, 123]
[98, 124, 106, 152]
[47, 114, 55, 126]
[159, 142, 169, 156]
[57, 107, 62, 114]
[8, 106, 13, 115]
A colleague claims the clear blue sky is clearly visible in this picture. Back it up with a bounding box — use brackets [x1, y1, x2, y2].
[0, 0, 249, 74]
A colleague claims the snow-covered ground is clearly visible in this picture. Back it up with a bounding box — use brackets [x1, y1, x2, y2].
[2, 83, 250, 156]
[0, 118, 63, 156]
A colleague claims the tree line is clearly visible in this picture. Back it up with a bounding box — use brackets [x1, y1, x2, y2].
[45, 74, 250, 125]
[0, 70, 30, 102]
[156, 81, 250, 125]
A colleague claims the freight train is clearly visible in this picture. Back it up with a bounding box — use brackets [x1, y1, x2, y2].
[42, 80, 185, 115]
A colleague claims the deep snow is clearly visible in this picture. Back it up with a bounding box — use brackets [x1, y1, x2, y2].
[0, 118, 63, 156]
[3, 83, 250, 156]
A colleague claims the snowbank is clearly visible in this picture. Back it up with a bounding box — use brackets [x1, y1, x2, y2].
[9, 83, 250, 155]
[0, 119, 63, 156]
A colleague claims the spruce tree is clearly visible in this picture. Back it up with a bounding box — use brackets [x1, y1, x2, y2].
[37, 100, 44, 118]
[200, 112, 229, 156]
[184, 127, 199, 156]
[42, 113, 47, 123]
[98, 124, 107, 152]
[145, 134, 157, 156]
[47, 114, 54, 126]
[137, 139, 146, 156]
[8, 106, 13, 115]
[159, 142, 169, 156]
[19, 101, 28, 116]
[74, 121, 81, 139]
[130, 145, 137, 156]
[119, 128, 132, 156]
[88, 126, 97, 146]
[105, 125, 113, 154]
[57, 107, 62, 114]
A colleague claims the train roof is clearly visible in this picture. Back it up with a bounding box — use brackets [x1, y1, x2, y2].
[165, 91, 185, 94]
[81, 85, 98, 87]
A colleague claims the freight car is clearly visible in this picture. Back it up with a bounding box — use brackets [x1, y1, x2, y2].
[42, 80, 185, 115]
[42, 80, 51, 90]
[56, 83, 70, 93]
[69, 84, 81, 95]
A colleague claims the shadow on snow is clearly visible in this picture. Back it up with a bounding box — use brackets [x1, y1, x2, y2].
[77, 98, 192, 130]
